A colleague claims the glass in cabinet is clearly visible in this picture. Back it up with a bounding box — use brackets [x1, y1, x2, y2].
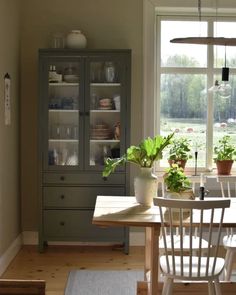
[46, 61, 82, 169]
[88, 59, 125, 169]
[42, 54, 130, 172]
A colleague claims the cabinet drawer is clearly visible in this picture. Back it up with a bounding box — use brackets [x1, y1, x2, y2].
[43, 172, 125, 185]
[43, 186, 125, 208]
[43, 209, 125, 241]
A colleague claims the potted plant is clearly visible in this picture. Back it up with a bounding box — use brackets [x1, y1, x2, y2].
[214, 135, 236, 175]
[103, 133, 174, 206]
[164, 164, 195, 200]
[168, 137, 192, 169]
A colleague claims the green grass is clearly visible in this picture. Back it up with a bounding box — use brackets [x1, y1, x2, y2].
[160, 118, 236, 169]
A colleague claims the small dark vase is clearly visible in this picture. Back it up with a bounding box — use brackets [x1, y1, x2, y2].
[216, 160, 233, 175]
[111, 147, 120, 158]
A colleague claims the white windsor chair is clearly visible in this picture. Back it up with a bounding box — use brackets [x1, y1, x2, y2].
[159, 175, 208, 252]
[155, 197, 230, 295]
[217, 175, 236, 280]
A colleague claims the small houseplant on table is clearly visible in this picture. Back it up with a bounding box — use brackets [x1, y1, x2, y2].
[214, 135, 236, 175]
[164, 164, 195, 200]
[103, 133, 174, 206]
[168, 137, 192, 169]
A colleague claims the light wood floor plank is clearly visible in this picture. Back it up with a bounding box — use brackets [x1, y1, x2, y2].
[1, 245, 235, 295]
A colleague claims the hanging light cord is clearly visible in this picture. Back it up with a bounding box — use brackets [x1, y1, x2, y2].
[198, 0, 202, 22]
[224, 45, 227, 67]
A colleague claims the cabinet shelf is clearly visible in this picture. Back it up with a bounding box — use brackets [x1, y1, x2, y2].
[49, 109, 78, 113]
[49, 82, 79, 86]
[90, 83, 121, 87]
[90, 139, 120, 143]
[90, 110, 120, 113]
[49, 139, 78, 143]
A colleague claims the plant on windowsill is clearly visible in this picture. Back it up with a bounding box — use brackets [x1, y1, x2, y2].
[102, 133, 175, 206]
[214, 135, 236, 175]
[164, 164, 195, 200]
[168, 137, 192, 170]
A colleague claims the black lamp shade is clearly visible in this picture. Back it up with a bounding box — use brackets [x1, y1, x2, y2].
[222, 67, 229, 81]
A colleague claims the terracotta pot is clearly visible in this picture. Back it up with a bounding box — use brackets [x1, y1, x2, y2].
[216, 160, 234, 175]
[168, 159, 187, 170]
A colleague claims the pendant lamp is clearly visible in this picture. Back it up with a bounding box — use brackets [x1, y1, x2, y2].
[217, 47, 231, 98]
[170, 0, 233, 98]
[170, 0, 236, 46]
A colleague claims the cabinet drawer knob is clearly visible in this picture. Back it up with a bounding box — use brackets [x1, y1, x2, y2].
[60, 194, 65, 199]
[60, 176, 65, 181]
[60, 221, 65, 226]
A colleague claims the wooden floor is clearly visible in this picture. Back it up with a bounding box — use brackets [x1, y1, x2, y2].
[1, 245, 236, 295]
[1, 245, 145, 295]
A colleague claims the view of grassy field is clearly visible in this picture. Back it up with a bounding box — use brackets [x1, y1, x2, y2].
[160, 118, 236, 169]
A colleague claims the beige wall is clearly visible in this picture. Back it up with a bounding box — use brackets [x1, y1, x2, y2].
[20, 0, 143, 230]
[0, 0, 20, 254]
[20, 0, 236, 233]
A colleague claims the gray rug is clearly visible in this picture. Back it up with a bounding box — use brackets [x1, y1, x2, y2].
[65, 270, 144, 295]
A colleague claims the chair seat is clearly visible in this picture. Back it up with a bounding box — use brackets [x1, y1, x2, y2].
[159, 235, 209, 250]
[223, 235, 236, 249]
[160, 255, 225, 279]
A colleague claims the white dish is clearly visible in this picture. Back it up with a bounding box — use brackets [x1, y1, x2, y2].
[98, 106, 112, 110]
[64, 74, 79, 83]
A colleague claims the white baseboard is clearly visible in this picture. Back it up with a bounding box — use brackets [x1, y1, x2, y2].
[22, 228, 227, 248]
[22, 231, 145, 246]
[0, 234, 22, 276]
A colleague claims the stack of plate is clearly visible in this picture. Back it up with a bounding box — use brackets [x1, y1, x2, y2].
[90, 124, 112, 140]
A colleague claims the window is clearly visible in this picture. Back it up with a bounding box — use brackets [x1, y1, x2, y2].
[156, 15, 236, 172]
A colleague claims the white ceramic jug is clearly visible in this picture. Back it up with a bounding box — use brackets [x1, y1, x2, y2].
[66, 30, 87, 49]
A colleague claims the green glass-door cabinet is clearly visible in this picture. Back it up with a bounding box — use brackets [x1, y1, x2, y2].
[38, 49, 131, 253]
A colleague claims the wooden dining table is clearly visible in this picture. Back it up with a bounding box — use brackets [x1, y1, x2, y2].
[92, 195, 236, 295]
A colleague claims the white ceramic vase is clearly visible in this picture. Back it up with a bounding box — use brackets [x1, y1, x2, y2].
[66, 30, 87, 49]
[134, 167, 157, 206]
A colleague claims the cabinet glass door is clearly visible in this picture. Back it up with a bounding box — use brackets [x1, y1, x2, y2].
[47, 61, 81, 168]
[88, 59, 123, 169]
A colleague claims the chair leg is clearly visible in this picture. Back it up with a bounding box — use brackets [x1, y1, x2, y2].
[162, 277, 168, 295]
[214, 277, 222, 295]
[222, 249, 231, 280]
[162, 277, 173, 295]
[224, 249, 235, 281]
[166, 278, 173, 295]
[208, 280, 216, 295]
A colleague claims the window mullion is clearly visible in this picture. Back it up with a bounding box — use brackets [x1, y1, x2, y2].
[206, 19, 214, 171]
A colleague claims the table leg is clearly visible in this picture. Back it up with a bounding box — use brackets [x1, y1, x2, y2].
[145, 226, 160, 295]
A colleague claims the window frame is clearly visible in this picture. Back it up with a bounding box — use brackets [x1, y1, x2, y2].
[152, 13, 236, 173]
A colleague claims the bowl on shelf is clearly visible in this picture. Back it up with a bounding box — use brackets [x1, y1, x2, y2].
[99, 98, 113, 109]
[64, 74, 79, 83]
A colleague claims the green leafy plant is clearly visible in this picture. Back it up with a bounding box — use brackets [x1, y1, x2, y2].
[164, 164, 191, 193]
[102, 133, 174, 178]
[168, 137, 192, 161]
[214, 135, 236, 161]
